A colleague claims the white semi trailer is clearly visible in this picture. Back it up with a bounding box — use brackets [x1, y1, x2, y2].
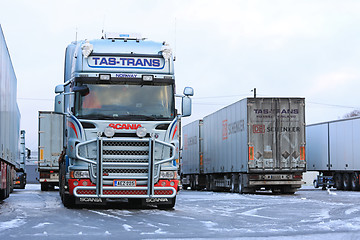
[307, 117, 360, 190]
[0, 24, 22, 199]
[182, 98, 306, 194]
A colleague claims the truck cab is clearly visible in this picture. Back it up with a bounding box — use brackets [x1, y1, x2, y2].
[55, 33, 193, 208]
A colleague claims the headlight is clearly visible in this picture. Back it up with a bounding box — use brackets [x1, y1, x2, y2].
[104, 126, 115, 138]
[136, 127, 147, 138]
[160, 171, 177, 179]
[71, 170, 90, 179]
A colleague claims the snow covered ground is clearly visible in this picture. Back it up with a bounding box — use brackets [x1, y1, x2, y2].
[1, 184, 360, 239]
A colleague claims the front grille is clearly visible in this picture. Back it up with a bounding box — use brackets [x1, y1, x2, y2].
[103, 141, 149, 147]
[103, 150, 148, 155]
[103, 168, 148, 174]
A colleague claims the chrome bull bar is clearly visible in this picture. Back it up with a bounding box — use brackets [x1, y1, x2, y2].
[74, 137, 176, 198]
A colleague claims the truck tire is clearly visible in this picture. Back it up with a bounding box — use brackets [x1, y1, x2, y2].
[205, 175, 211, 191]
[128, 198, 143, 208]
[62, 193, 75, 208]
[41, 183, 48, 191]
[0, 189, 5, 200]
[230, 174, 238, 193]
[351, 172, 360, 191]
[334, 173, 344, 190]
[343, 173, 351, 190]
[190, 175, 195, 190]
[313, 180, 319, 188]
[208, 175, 214, 191]
[281, 186, 296, 194]
[238, 175, 245, 194]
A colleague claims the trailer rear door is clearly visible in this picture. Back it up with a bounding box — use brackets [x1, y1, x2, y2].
[247, 98, 305, 172]
[38, 111, 64, 169]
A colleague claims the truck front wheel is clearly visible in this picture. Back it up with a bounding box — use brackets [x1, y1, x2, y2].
[158, 197, 176, 210]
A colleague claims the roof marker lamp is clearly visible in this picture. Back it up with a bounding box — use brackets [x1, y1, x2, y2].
[81, 40, 93, 58]
[142, 75, 153, 81]
[104, 126, 115, 138]
[136, 127, 147, 138]
[161, 44, 172, 60]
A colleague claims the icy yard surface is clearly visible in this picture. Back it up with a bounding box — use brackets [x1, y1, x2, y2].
[1, 184, 360, 239]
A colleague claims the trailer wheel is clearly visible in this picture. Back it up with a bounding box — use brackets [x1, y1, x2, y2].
[334, 173, 344, 190]
[281, 186, 296, 194]
[343, 173, 351, 190]
[205, 175, 211, 191]
[351, 172, 360, 191]
[238, 175, 244, 194]
[41, 183, 49, 191]
[313, 180, 319, 188]
[230, 174, 238, 193]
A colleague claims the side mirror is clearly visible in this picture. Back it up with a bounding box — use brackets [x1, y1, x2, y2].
[55, 85, 64, 94]
[181, 96, 192, 117]
[73, 85, 89, 96]
[183, 87, 194, 96]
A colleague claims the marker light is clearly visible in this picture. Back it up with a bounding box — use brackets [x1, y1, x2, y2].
[81, 40, 93, 58]
[99, 74, 111, 81]
[104, 126, 115, 138]
[142, 75, 153, 81]
[161, 43, 172, 60]
[136, 127, 147, 138]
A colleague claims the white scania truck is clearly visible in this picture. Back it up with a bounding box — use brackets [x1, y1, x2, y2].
[49, 33, 193, 208]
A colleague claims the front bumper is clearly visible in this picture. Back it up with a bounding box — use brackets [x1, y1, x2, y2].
[71, 179, 178, 198]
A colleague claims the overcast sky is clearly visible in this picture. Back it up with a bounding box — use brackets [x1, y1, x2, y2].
[1, 0, 360, 151]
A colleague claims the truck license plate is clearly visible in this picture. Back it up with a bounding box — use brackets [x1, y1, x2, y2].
[113, 180, 136, 187]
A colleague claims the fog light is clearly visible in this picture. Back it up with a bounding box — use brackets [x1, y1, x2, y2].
[73, 181, 79, 186]
[161, 181, 166, 187]
[170, 181, 175, 186]
[83, 181, 88, 186]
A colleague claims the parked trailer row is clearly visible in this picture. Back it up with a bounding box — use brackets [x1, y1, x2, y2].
[0, 25, 23, 200]
[307, 117, 360, 191]
[181, 97, 306, 194]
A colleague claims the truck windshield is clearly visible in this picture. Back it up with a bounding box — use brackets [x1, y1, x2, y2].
[74, 83, 175, 120]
